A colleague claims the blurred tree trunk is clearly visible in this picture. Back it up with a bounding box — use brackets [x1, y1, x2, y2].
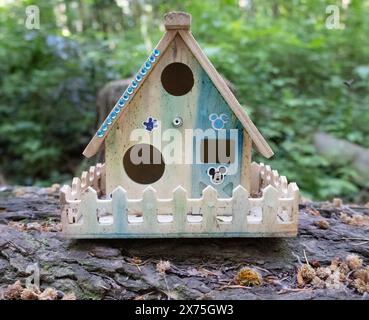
[95, 78, 133, 162]
[314, 132, 369, 187]
[272, 1, 280, 17]
[0, 172, 5, 185]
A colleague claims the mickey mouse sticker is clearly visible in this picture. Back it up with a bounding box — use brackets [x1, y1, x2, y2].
[207, 166, 227, 185]
[209, 113, 228, 130]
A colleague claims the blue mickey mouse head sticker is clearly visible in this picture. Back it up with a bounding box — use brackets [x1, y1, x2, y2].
[209, 113, 228, 130]
[143, 116, 158, 132]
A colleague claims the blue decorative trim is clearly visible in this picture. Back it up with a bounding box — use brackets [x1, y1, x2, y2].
[96, 47, 161, 138]
[136, 74, 142, 82]
[118, 99, 125, 107]
[127, 86, 134, 94]
[140, 67, 147, 76]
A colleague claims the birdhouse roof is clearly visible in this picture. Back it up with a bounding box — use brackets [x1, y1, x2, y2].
[83, 12, 273, 159]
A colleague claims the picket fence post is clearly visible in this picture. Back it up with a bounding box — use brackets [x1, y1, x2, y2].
[262, 185, 279, 230]
[142, 186, 158, 232]
[173, 186, 187, 233]
[202, 186, 218, 233]
[232, 185, 250, 233]
[112, 186, 128, 234]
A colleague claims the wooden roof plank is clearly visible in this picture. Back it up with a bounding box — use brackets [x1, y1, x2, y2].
[177, 30, 274, 158]
[82, 30, 179, 158]
[83, 27, 274, 159]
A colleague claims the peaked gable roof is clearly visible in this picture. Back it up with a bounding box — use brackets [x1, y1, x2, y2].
[83, 13, 273, 159]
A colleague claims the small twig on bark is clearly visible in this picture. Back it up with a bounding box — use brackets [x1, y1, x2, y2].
[218, 285, 251, 290]
[278, 288, 312, 294]
[7, 241, 27, 255]
[353, 241, 369, 246]
[303, 249, 310, 266]
[291, 252, 303, 266]
[342, 205, 361, 216]
[343, 237, 369, 242]
[253, 266, 271, 274]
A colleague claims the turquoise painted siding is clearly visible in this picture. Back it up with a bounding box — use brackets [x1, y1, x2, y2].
[192, 69, 243, 198]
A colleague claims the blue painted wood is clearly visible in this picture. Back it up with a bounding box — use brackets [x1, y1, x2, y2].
[192, 69, 243, 198]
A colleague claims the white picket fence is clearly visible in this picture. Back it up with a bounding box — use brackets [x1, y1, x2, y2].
[60, 163, 299, 238]
[250, 162, 291, 196]
[63, 163, 106, 201]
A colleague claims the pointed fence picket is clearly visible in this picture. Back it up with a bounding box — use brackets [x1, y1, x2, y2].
[173, 186, 188, 233]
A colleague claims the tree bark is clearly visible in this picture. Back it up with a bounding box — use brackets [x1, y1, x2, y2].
[0, 186, 368, 300]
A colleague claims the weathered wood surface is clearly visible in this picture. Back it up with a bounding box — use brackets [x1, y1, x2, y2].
[0, 186, 368, 300]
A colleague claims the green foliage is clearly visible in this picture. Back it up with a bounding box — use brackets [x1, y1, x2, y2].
[0, 0, 368, 200]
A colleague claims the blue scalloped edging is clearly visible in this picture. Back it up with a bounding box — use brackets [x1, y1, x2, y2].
[96, 48, 161, 138]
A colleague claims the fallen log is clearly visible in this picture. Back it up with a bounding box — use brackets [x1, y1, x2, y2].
[0, 186, 368, 300]
[314, 132, 369, 187]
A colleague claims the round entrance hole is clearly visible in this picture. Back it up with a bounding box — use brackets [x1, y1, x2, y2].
[123, 144, 165, 184]
[161, 62, 194, 96]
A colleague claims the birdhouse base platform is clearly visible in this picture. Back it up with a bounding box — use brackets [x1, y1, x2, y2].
[60, 162, 299, 238]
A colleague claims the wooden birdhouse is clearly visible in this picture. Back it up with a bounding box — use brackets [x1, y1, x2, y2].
[61, 12, 299, 238]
